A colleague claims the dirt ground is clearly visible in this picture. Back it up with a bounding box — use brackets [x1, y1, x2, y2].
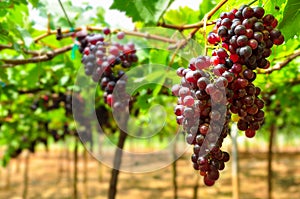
[0, 148, 299, 199]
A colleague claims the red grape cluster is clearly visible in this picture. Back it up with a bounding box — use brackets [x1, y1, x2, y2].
[76, 28, 138, 109]
[208, 4, 284, 70]
[173, 5, 284, 186]
[207, 5, 284, 137]
[172, 56, 231, 186]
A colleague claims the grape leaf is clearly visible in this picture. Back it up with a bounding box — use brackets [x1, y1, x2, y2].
[278, 0, 300, 40]
[28, 0, 39, 7]
[26, 64, 42, 88]
[16, 26, 33, 48]
[163, 6, 200, 25]
[149, 49, 169, 65]
[110, 0, 175, 24]
[199, 0, 216, 20]
[0, 67, 8, 82]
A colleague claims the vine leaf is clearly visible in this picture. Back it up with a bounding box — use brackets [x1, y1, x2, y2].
[164, 6, 200, 25]
[0, 67, 8, 82]
[199, 0, 216, 20]
[110, 0, 175, 24]
[278, 0, 300, 40]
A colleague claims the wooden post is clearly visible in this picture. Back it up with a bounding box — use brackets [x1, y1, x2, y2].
[67, 144, 71, 183]
[22, 152, 30, 199]
[192, 175, 200, 199]
[58, 143, 64, 183]
[5, 162, 10, 189]
[83, 148, 88, 199]
[108, 129, 128, 199]
[73, 138, 79, 199]
[16, 156, 21, 174]
[231, 122, 240, 199]
[107, 112, 128, 199]
[172, 135, 178, 199]
[268, 123, 276, 199]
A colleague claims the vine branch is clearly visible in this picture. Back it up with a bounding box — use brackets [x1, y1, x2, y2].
[157, 21, 216, 31]
[85, 26, 176, 44]
[1, 45, 73, 68]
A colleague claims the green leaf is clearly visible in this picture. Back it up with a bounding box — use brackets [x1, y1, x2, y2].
[0, 67, 8, 82]
[199, 0, 216, 20]
[25, 65, 40, 87]
[149, 49, 169, 65]
[136, 94, 151, 110]
[110, 0, 175, 24]
[28, 0, 39, 7]
[95, 7, 108, 26]
[15, 26, 33, 48]
[278, 0, 299, 40]
[1, 153, 10, 167]
[59, 76, 70, 86]
[164, 6, 200, 25]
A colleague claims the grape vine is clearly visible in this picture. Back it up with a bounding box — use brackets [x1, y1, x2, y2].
[173, 4, 285, 186]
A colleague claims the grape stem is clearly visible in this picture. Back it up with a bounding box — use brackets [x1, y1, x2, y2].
[86, 27, 177, 44]
[248, 0, 258, 6]
[258, 49, 300, 74]
[157, 21, 216, 31]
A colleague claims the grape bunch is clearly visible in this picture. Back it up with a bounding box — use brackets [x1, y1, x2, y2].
[172, 56, 231, 186]
[208, 4, 284, 69]
[207, 5, 284, 137]
[173, 5, 284, 186]
[76, 28, 138, 110]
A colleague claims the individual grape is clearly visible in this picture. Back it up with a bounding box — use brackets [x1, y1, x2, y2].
[197, 77, 210, 90]
[253, 22, 264, 32]
[253, 31, 263, 42]
[249, 39, 258, 49]
[204, 175, 215, 186]
[213, 64, 227, 76]
[253, 7, 265, 18]
[207, 167, 220, 181]
[234, 25, 246, 35]
[109, 46, 119, 56]
[171, 84, 181, 96]
[117, 31, 125, 40]
[263, 14, 275, 26]
[106, 94, 113, 106]
[237, 119, 248, 131]
[103, 27, 111, 35]
[243, 69, 255, 80]
[185, 70, 197, 83]
[217, 26, 228, 37]
[222, 71, 235, 82]
[245, 129, 256, 138]
[207, 32, 220, 44]
[245, 28, 254, 38]
[242, 6, 254, 18]
[183, 95, 195, 107]
[179, 87, 191, 98]
[237, 35, 248, 46]
[239, 45, 252, 58]
[231, 63, 243, 74]
[242, 18, 254, 29]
